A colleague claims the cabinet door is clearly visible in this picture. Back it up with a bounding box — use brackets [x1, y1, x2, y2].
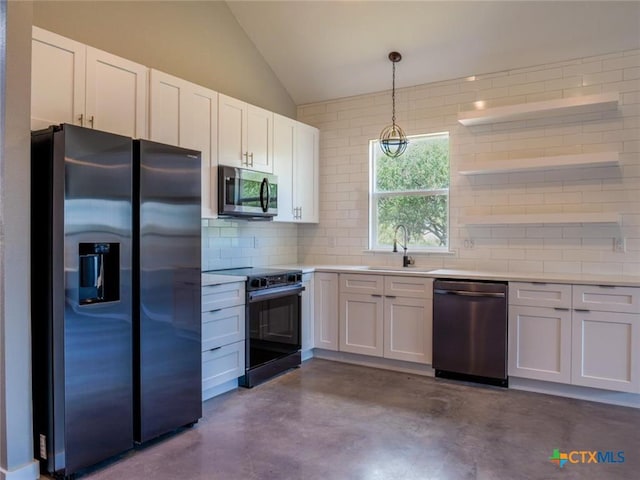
[339, 292, 384, 357]
[384, 296, 432, 364]
[202, 340, 245, 398]
[246, 105, 273, 173]
[31, 26, 86, 130]
[573, 285, 640, 314]
[294, 122, 319, 222]
[148, 69, 183, 146]
[272, 114, 296, 222]
[202, 305, 245, 351]
[85, 47, 148, 138]
[313, 272, 339, 351]
[218, 94, 246, 168]
[301, 274, 315, 357]
[571, 310, 639, 393]
[508, 305, 571, 383]
[509, 282, 572, 308]
[202, 282, 245, 312]
[182, 85, 218, 218]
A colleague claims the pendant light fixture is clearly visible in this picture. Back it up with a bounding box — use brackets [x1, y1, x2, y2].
[379, 51, 408, 158]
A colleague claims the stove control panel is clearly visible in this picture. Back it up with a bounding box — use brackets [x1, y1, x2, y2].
[248, 272, 302, 290]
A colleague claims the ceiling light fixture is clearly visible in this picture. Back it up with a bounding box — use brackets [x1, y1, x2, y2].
[379, 51, 408, 158]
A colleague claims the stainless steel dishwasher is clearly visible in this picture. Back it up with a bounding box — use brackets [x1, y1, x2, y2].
[432, 279, 508, 387]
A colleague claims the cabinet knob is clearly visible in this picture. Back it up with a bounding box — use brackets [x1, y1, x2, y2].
[78, 113, 84, 126]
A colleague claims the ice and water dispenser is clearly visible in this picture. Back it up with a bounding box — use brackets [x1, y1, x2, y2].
[79, 242, 120, 305]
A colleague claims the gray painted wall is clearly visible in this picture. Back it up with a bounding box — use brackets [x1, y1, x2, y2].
[33, 0, 296, 118]
[0, 1, 40, 478]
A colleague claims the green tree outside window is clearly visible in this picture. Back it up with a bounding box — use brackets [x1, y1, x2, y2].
[370, 133, 450, 250]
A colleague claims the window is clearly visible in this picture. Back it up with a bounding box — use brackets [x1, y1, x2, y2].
[369, 132, 450, 252]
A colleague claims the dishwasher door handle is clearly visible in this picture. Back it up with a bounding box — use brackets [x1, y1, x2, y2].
[434, 289, 506, 298]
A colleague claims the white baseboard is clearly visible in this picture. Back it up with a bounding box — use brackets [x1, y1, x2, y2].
[0, 460, 39, 480]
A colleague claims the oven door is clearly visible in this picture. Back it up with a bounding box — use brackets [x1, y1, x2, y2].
[247, 284, 303, 369]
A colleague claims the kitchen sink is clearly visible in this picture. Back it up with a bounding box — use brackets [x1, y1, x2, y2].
[356, 266, 435, 273]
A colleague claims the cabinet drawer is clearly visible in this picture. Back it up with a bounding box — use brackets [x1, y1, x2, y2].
[509, 282, 572, 308]
[385, 276, 433, 298]
[202, 305, 245, 351]
[573, 285, 640, 314]
[340, 274, 384, 295]
[202, 282, 245, 312]
[202, 340, 245, 391]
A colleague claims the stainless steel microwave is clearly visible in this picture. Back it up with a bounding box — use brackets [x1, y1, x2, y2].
[218, 165, 278, 219]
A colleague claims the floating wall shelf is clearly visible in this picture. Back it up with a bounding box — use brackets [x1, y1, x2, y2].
[458, 151, 619, 175]
[457, 92, 619, 126]
[461, 212, 621, 225]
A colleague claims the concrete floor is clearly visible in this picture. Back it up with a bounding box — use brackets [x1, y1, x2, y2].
[78, 358, 639, 480]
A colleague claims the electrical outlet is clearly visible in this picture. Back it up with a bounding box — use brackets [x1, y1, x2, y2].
[463, 238, 475, 249]
[613, 237, 626, 253]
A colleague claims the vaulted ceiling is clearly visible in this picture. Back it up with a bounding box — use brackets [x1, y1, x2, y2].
[226, 1, 640, 105]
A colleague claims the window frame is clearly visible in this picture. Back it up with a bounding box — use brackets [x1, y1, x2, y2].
[368, 132, 451, 253]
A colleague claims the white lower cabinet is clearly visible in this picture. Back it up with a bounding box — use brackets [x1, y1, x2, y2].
[201, 281, 245, 400]
[509, 282, 640, 393]
[508, 305, 572, 383]
[572, 310, 639, 393]
[314, 272, 339, 351]
[340, 292, 384, 356]
[301, 273, 315, 359]
[338, 274, 433, 364]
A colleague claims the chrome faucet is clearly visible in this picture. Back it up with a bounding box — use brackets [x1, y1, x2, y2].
[392, 224, 414, 267]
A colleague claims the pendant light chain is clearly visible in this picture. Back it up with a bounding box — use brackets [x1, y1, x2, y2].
[391, 61, 397, 126]
[379, 51, 408, 158]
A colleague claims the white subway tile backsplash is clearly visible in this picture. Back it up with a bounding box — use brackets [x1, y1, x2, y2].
[296, 48, 640, 277]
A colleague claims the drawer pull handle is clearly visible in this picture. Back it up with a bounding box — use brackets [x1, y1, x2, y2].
[207, 308, 223, 313]
[553, 307, 570, 311]
[531, 282, 547, 285]
[208, 346, 222, 352]
[385, 295, 397, 299]
[574, 308, 590, 313]
[371, 294, 383, 298]
[597, 285, 615, 289]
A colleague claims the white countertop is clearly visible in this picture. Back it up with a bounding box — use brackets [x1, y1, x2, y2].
[270, 264, 640, 287]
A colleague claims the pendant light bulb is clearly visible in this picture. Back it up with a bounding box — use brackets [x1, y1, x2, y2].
[379, 51, 408, 158]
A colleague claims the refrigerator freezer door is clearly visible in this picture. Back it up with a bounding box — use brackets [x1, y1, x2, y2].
[134, 140, 202, 443]
[31, 124, 134, 476]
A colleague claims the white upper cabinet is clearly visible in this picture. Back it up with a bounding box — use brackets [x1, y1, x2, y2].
[218, 93, 273, 173]
[273, 114, 319, 223]
[31, 27, 147, 139]
[294, 122, 320, 223]
[31, 27, 85, 130]
[273, 114, 296, 222]
[149, 69, 219, 218]
[85, 47, 148, 138]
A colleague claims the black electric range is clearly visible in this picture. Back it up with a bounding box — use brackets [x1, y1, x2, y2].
[205, 267, 304, 387]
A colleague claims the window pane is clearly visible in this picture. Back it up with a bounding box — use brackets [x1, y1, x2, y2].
[376, 195, 448, 248]
[374, 134, 449, 192]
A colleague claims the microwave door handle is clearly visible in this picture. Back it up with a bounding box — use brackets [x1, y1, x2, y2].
[260, 178, 269, 212]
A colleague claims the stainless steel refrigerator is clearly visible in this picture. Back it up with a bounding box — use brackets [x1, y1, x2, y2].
[133, 139, 202, 444]
[31, 124, 202, 478]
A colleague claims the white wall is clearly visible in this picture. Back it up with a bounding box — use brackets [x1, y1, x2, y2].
[297, 50, 640, 277]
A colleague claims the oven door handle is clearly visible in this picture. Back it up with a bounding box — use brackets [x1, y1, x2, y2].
[248, 285, 305, 303]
